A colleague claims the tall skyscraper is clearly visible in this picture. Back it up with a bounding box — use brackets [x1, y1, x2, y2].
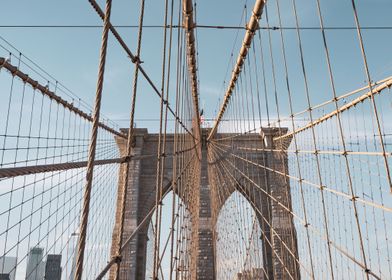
[44, 255, 62, 280]
[68, 253, 76, 280]
[68, 233, 78, 280]
[25, 247, 45, 280]
[0, 256, 17, 280]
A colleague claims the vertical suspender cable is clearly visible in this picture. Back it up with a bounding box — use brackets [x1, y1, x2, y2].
[153, 0, 170, 277]
[114, 0, 146, 279]
[349, 0, 392, 193]
[74, 1, 112, 279]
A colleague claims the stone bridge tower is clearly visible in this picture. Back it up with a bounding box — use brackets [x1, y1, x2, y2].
[109, 128, 299, 279]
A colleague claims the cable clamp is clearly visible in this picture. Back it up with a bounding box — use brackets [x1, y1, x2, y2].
[123, 155, 132, 163]
[114, 255, 122, 263]
[245, 23, 257, 34]
[131, 55, 143, 64]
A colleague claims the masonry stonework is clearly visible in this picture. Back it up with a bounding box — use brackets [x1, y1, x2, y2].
[109, 128, 299, 279]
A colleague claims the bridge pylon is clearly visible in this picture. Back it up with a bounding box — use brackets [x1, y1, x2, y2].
[109, 127, 299, 279]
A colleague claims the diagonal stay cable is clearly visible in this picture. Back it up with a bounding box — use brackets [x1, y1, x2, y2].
[88, 0, 196, 140]
[208, 0, 267, 140]
[0, 57, 125, 139]
[94, 154, 195, 280]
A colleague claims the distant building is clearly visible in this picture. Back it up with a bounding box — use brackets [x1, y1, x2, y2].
[68, 234, 78, 280]
[0, 256, 17, 280]
[0, 273, 10, 280]
[44, 254, 62, 280]
[26, 247, 45, 280]
[69, 253, 76, 280]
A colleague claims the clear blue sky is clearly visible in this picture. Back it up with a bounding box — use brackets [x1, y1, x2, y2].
[1, 0, 391, 132]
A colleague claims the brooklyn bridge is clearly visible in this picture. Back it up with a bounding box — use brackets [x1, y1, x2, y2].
[0, 0, 391, 279]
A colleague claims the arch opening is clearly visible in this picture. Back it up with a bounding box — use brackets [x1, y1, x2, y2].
[145, 190, 192, 279]
[215, 190, 265, 279]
